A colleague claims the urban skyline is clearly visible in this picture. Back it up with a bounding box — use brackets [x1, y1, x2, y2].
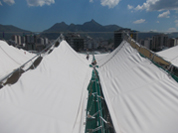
[1, 0, 178, 33]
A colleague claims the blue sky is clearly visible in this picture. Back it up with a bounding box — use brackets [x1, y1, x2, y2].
[0, 0, 178, 32]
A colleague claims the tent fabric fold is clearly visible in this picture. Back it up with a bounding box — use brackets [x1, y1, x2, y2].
[0, 40, 92, 133]
[0, 40, 35, 81]
[97, 41, 178, 133]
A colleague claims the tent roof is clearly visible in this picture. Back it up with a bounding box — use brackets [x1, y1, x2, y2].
[0, 40, 35, 81]
[1, 39, 178, 133]
[95, 53, 109, 64]
[98, 41, 178, 132]
[157, 45, 178, 67]
[0, 40, 92, 133]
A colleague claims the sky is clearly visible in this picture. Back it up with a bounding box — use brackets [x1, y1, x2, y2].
[0, 0, 178, 33]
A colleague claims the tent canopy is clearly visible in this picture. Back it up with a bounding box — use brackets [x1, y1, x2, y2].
[0, 41, 35, 81]
[0, 41, 92, 133]
[1, 39, 178, 133]
[97, 41, 178, 133]
[157, 45, 178, 67]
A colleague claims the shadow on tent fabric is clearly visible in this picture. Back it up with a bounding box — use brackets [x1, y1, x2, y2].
[0, 56, 43, 89]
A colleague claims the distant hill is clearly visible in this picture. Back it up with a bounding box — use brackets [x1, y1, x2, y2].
[0, 24, 31, 40]
[138, 32, 160, 40]
[2, 21, 178, 41]
[41, 19, 122, 40]
[167, 32, 178, 38]
[138, 32, 178, 40]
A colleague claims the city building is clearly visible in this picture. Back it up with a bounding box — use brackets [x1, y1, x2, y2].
[114, 28, 138, 48]
[174, 38, 178, 46]
[17, 35, 21, 45]
[11, 35, 22, 46]
[37, 37, 44, 45]
[73, 37, 84, 52]
[21, 36, 26, 44]
[25, 35, 36, 50]
[139, 38, 153, 49]
[168, 38, 175, 48]
[152, 34, 168, 51]
[11, 35, 18, 45]
[65, 33, 84, 52]
[44, 38, 49, 45]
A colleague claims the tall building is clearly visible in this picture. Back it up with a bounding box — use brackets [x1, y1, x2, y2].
[65, 33, 84, 52]
[17, 35, 21, 45]
[37, 37, 44, 45]
[25, 35, 36, 50]
[152, 34, 168, 51]
[139, 39, 144, 46]
[174, 38, 178, 46]
[114, 28, 138, 48]
[44, 38, 49, 45]
[168, 38, 175, 48]
[73, 37, 84, 52]
[139, 38, 152, 49]
[25, 35, 36, 44]
[11, 35, 18, 45]
[21, 36, 26, 44]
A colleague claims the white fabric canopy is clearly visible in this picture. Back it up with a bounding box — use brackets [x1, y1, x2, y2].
[97, 41, 178, 133]
[157, 45, 178, 67]
[95, 53, 109, 64]
[0, 40, 35, 81]
[0, 41, 92, 133]
[79, 53, 93, 64]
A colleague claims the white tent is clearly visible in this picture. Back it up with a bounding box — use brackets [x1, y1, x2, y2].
[97, 41, 178, 132]
[1, 39, 178, 133]
[95, 53, 109, 64]
[0, 40, 35, 81]
[157, 45, 178, 67]
[0, 41, 92, 133]
[79, 53, 93, 64]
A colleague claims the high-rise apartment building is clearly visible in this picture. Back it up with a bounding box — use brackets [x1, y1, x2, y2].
[11, 35, 18, 45]
[65, 33, 84, 52]
[152, 34, 168, 51]
[114, 28, 138, 48]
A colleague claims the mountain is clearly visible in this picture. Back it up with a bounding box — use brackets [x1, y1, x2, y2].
[0, 24, 31, 40]
[138, 32, 160, 40]
[41, 19, 122, 40]
[167, 32, 178, 38]
[138, 32, 178, 40]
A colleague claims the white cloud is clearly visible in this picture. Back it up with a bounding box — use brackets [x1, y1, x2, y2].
[135, 0, 159, 11]
[135, 0, 178, 11]
[168, 28, 177, 32]
[26, 0, 55, 7]
[127, 4, 133, 10]
[100, 0, 121, 8]
[90, 0, 121, 8]
[158, 10, 170, 18]
[133, 19, 145, 24]
[3, 0, 15, 5]
[135, 5, 142, 10]
[0, 1, 2, 5]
